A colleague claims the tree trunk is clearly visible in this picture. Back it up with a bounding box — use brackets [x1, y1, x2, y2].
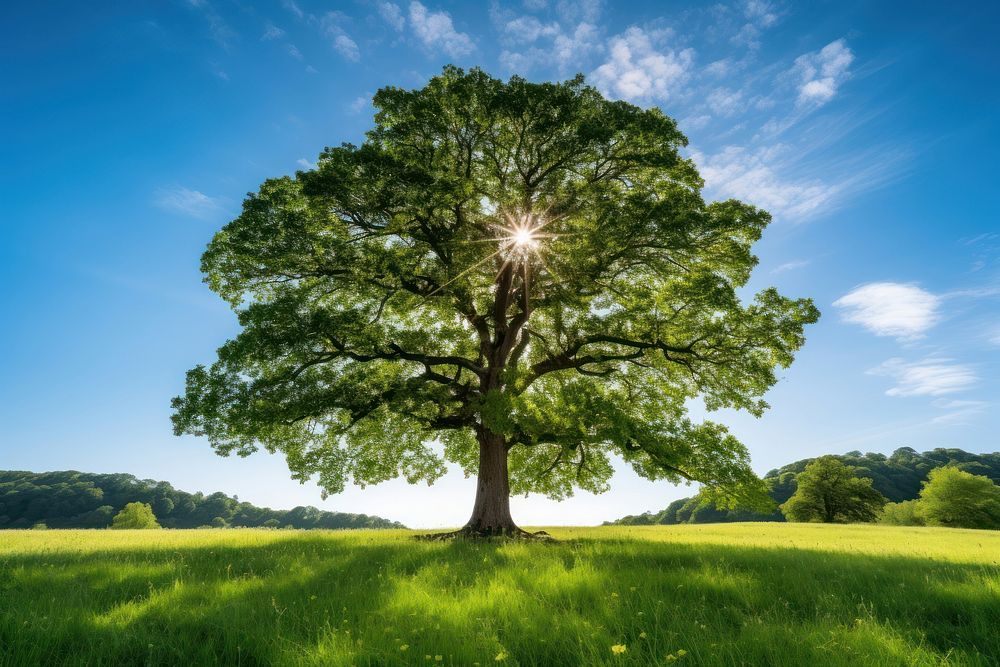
[463, 429, 522, 536]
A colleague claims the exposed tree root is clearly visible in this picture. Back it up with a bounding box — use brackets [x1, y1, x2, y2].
[415, 526, 554, 541]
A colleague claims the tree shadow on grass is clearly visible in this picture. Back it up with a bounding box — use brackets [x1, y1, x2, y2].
[1, 532, 998, 666]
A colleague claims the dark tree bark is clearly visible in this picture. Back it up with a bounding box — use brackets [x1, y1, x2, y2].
[463, 429, 519, 536]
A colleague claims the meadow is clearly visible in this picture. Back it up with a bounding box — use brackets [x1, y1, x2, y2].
[1, 524, 998, 666]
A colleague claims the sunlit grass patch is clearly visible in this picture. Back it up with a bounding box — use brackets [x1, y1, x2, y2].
[1, 524, 998, 665]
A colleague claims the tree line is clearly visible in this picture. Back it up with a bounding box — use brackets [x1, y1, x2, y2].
[607, 447, 1000, 528]
[0, 470, 405, 530]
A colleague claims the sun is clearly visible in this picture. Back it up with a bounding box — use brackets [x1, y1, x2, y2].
[512, 226, 536, 247]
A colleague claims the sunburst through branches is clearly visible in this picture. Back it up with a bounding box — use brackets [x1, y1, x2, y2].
[428, 210, 567, 297]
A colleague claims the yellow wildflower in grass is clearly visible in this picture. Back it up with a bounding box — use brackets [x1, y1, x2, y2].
[611, 592, 619, 598]
[494, 650, 508, 661]
[435, 656, 443, 662]
[677, 649, 687, 657]
[639, 632, 647, 639]
[611, 644, 627, 655]
[399, 645, 409, 652]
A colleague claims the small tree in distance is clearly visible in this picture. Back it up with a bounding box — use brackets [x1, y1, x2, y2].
[918, 467, 1000, 529]
[879, 499, 924, 526]
[111, 502, 161, 529]
[782, 456, 885, 523]
[172, 66, 819, 537]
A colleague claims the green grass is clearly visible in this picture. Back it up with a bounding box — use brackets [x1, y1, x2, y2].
[1, 524, 998, 666]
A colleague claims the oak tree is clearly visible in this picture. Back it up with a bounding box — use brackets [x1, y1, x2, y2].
[781, 457, 885, 523]
[172, 67, 819, 536]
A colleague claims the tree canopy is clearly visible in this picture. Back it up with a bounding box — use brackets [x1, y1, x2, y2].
[0, 470, 403, 530]
[172, 66, 819, 534]
[607, 447, 1000, 526]
[111, 502, 161, 529]
[781, 456, 886, 523]
[917, 467, 1000, 530]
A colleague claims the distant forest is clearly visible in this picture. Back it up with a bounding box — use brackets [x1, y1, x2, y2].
[0, 470, 405, 529]
[608, 447, 1000, 525]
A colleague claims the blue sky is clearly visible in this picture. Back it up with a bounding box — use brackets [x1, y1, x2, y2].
[3, 0, 998, 527]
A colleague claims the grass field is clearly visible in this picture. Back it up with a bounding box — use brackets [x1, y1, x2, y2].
[1, 524, 998, 666]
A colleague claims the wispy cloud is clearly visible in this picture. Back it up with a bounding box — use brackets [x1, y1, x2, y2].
[283, 0, 304, 20]
[833, 282, 940, 340]
[297, 158, 317, 170]
[348, 94, 370, 114]
[591, 27, 693, 102]
[495, 4, 600, 75]
[730, 0, 781, 49]
[409, 2, 475, 58]
[743, 0, 778, 28]
[692, 145, 841, 220]
[771, 259, 810, 274]
[553, 0, 602, 24]
[707, 87, 743, 116]
[186, 0, 235, 48]
[930, 399, 989, 425]
[869, 358, 977, 397]
[318, 12, 361, 61]
[503, 15, 560, 43]
[377, 1, 406, 32]
[153, 186, 227, 220]
[261, 22, 285, 41]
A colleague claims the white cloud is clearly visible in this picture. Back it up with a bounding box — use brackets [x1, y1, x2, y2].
[591, 27, 693, 102]
[287, 44, 303, 60]
[154, 186, 226, 220]
[334, 34, 360, 60]
[377, 1, 405, 31]
[297, 158, 317, 170]
[704, 58, 732, 77]
[348, 95, 369, 113]
[692, 145, 840, 220]
[554, 0, 601, 24]
[283, 0, 304, 20]
[500, 23, 602, 73]
[707, 87, 742, 116]
[743, 0, 778, 27]
[727, 1, 779, 51]
[262, 22, 285, 40]
[771, 259, 810, 274]
[503, 16, 560, 43]
[833, 282, 940, 340]
[499, 20, 599, 74]
[409, 2, 475, 58]
[682, 114, 711, 131]
[499, 50, 538, 72]
[319, 12, 360, 61]
[794, 39, 853, 107]
[187, 0, 235, 47]
[869, 358, 977, 397]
